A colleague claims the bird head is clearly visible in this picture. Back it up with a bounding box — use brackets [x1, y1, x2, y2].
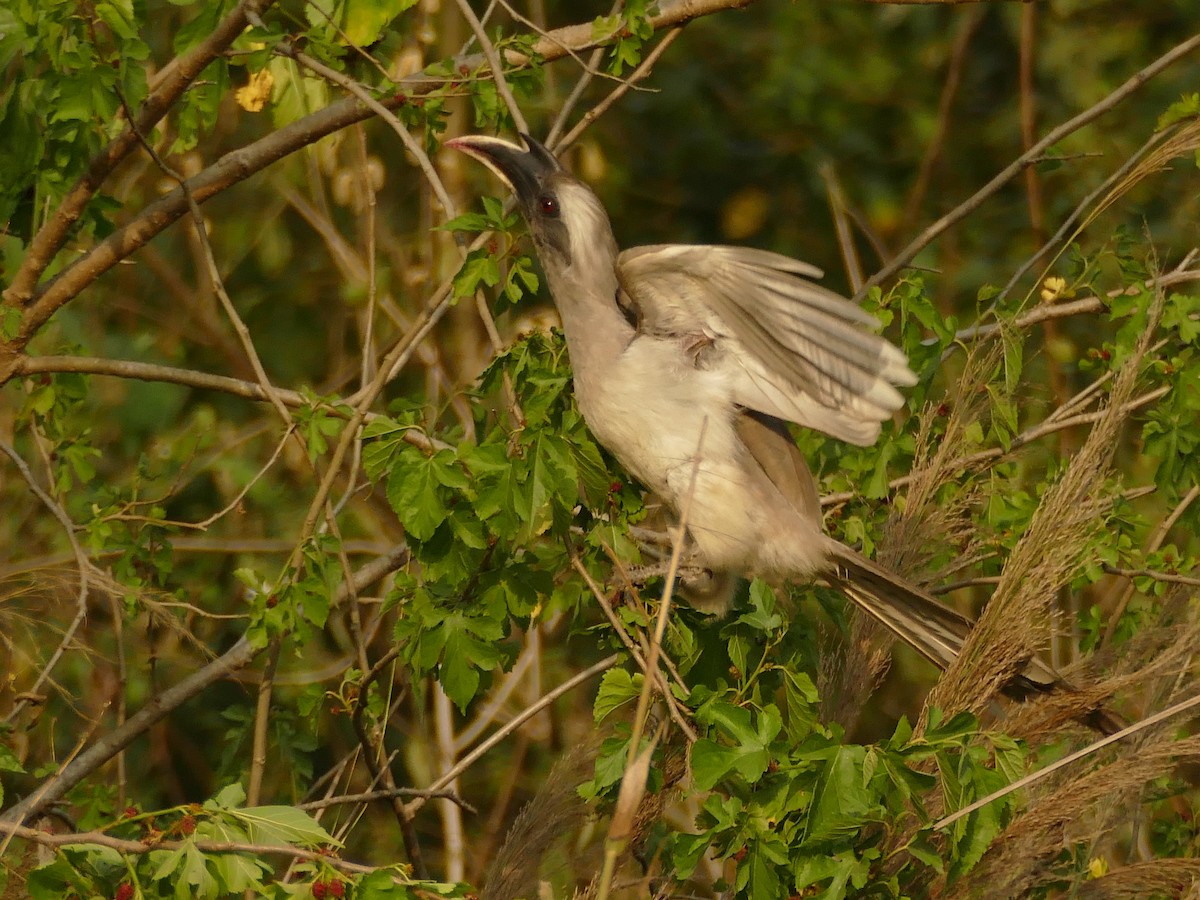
[446, 133, 616, 272]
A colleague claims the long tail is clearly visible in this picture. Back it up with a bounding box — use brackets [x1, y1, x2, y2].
[825, 544, 1122, 733]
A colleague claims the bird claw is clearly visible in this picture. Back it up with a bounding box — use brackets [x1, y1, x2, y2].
[624, 561, 711, 584]
[680, 330, 716, 364]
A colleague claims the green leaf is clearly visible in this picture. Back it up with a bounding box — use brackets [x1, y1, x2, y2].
[1157, 92, 1200, 130]
[744, 842, 782, 900]
[691, 702, 781, 789]
[386, 448, 460, 541]
[593, 668, 643, 723]
[439, 210, 491, 233]
[690, 739, 743, 792]
[804, 746, 877, 845]
[234, 804, 337, 848]
[439, 612, 505, 710]
[338, 0, 419, 46]
[452, 247, 502, 299]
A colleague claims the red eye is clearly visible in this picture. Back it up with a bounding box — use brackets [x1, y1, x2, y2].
[538, 195, 559, 217]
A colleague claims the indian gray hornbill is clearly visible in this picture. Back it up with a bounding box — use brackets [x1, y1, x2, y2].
[447, 132, 1118, 731]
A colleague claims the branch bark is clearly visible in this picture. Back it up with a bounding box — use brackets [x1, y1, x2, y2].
[1, 545, 408, 826]
[1, 0, 279, 309]
[857, 31, 1200, 299]
[0, 0, 761, 381]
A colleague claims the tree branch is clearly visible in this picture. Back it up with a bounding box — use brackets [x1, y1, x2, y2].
[1, 0, 279, 309]
[857, 31, 1200, 298]
[1, 545, 409, 825]
[3, 0, 761, 371]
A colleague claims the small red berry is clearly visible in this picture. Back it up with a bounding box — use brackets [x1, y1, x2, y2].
[313, 881, 328, 899]
[609, 481, 622, 494]
[115, 883, 135, 900]
[329, 880, 345, 898]
[179, 815, 196, 835]
[123, 806, 138, 818]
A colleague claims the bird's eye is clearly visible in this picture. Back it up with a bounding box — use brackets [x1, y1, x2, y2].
[538, 195, 559, 217]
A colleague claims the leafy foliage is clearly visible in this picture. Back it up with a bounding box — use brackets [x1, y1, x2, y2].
[2, 2, 1199, 899]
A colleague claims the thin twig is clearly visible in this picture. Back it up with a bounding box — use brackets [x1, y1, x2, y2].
[0, 0, 278, 307]
[0, 823, 384, 876]
[299, 788, 474, 813]
[2, 547, 409, 825]
[569, 548, 697, 741]
[900, 6, 984, 230]
[555, 28, 683, 153]
[1102, 483, 1200, 647]
[1102, 565, 1200, 589]
[935, 689, 1200, 832]
[857, 31, 1200, 298]
[114, 84, 294, 426]
[288, 48, 458, 220]
[821, 387, 1169, 508]
[349, 646, 427, 879]
[454, 0, 530, 135]
[434, 683, 465, 881]
[405, 654, 620, 817]
[0, 441, 92, 726]
[821, 162, 864, 292]
[246, 637, 283, 807]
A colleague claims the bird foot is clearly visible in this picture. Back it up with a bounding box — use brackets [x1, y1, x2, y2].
[624, 561, 711, 583]
[680, 330, 716, 365]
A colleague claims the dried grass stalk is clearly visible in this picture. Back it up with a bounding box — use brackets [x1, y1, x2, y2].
[1077, 859, 1200, 899]
[952, 735, 1200, 898]
[820, 344, 999, 729]
[924, 295, 1160, 726]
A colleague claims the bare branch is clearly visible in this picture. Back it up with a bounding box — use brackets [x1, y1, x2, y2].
[857, 31, 1200, 298]
[0, 0, 279, 308]
[454, 0, 530, 135]
[2, 0, 761, 371]
[0, 442, 92, 725]
[0, 823, 385, 876]
[1, 545, 409, 825]
[405, 654, 619, 817]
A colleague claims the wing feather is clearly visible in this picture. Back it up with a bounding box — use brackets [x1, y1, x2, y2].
[617, 244, 915, 445]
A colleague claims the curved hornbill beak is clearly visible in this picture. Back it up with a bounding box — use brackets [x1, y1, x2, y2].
[445, 133, 561, 203]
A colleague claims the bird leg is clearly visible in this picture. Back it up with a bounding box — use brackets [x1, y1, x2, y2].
[679, 330, 716, 365]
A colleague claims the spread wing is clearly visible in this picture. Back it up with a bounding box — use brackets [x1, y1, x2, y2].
[616, 244, 916, 445]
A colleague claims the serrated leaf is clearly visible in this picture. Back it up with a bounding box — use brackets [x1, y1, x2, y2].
[804, 745, 876, 845]
[386, 450, 454, 541]
[593, 668, 642, 723]
[438, 613, 504, 710]
[234, 804, 337, 848]
[452, 248, 501, 298]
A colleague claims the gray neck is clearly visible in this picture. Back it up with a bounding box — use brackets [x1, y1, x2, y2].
[545, 258, 634, 408]
[534, 179, 635, 412]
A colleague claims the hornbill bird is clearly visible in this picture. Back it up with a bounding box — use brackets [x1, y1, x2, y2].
[447, 132, 1117, 730]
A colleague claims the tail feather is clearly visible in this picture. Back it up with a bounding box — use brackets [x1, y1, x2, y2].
[826, 545, 1068, 700]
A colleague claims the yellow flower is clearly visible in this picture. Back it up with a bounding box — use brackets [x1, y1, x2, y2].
[235, 68, 274, 113]
[1040, 276, 1073, 303]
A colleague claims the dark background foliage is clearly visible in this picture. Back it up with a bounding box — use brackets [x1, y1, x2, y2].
[2, 1, 1199, 897]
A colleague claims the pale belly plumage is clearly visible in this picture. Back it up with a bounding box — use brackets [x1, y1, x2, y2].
[574, 334, 832, 581]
